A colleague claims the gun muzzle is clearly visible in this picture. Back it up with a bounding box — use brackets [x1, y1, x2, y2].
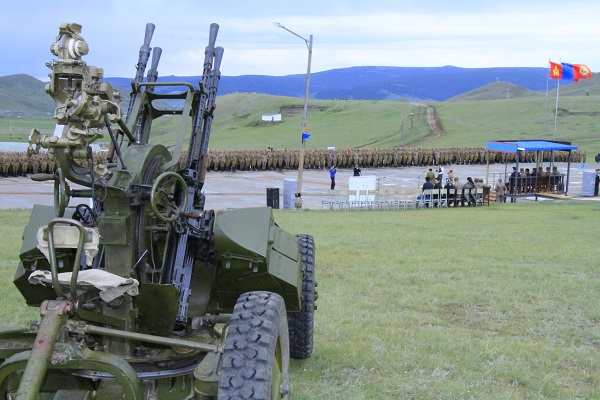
[139, 23, 155, 64]
[214, 47, 224, 72]
[208, 23, 219, 48]
[147, 47, 162, 84]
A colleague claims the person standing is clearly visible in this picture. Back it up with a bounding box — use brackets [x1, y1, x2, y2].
[353, 164, 361, 177]
[426, 168, 435, 182]
[495, 178, 506, 202]
[329, 165, 337, 190]
[435, 164, 444, 182]
[462, 177, 476, 206]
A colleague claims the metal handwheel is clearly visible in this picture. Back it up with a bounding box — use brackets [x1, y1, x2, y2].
[150, 171, 188, 223]
[54, 168, 71, 217]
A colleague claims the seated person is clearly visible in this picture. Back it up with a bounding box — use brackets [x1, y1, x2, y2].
[418, 176, 434, 206]
[443, 178, 455, 206]
[433, 178, 443, 206]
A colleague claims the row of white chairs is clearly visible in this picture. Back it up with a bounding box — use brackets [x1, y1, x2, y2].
[321, 188, 486, 210]
[321, 189, 416, 211]
[416, 187, 485, 208]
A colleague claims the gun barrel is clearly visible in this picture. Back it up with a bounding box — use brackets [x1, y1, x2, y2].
[146, 47, 162, 93]
[188, 24, 220, 171]
[126, 23, 156, 124]
[200, 24, 219, 87]
[143, 23, 155, 48]
[207, 23, 219, 49]
[198, 46, 224, 161]
[137, 22, 155, 76]
[148, 47, 162, 81]
[214, 47, 224, 72]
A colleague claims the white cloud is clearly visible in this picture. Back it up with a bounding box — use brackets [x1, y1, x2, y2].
[2, 1, 600, 79]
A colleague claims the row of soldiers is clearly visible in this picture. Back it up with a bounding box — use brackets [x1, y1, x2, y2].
[0, 147, 587, 177]
[188, 147, 586, 172]
[0, 152, 59, 177]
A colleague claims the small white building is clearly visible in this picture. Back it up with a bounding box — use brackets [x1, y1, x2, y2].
[261, 113, 282, 122]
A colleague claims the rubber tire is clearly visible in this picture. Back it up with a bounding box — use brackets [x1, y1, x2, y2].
[288, 234, 316, 359]
[218, 291, 290, 400]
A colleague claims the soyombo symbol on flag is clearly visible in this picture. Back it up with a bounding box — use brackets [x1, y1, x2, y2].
[560, 62, 592, 82]
[549, 61, 562, 79]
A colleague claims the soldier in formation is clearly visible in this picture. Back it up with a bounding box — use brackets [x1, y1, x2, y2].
[0, 147, 587, 178]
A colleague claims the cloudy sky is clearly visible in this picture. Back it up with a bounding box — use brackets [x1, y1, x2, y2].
[2, 0, 599, 80]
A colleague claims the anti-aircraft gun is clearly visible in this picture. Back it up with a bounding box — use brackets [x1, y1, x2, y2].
[0, 22, 317, 399]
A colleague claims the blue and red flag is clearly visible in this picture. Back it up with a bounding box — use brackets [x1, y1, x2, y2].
[549, 61, 592, 81]
[561, 63, 592, 82]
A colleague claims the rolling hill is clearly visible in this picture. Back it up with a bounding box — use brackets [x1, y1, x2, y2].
[0, 74, 55, 117]
[112, 66, 578, 102]
[2, 65, 596, 118]
[1, 68, 599, 156]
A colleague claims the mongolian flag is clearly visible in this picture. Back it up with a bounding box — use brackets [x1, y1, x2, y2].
[549, 61, 562, 79]
[561, 62, 592, 82]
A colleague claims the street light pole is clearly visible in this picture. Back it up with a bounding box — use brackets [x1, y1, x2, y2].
[400, 117, 405, 148]
[274, 22, 313, 209]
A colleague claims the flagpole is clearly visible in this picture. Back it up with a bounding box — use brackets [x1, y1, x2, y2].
[553, 78, 560, 141]
[543, 58, 551, 138]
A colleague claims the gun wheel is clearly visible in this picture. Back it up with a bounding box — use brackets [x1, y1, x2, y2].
[218, 291, 290, 400]
[136, 155, 169, 283]
[150, 171, 188, 223]
[54, 168, 71, 217]
[288, 234, 316, 359]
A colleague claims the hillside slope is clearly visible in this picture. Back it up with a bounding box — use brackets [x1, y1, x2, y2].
[2, 66, 598, 117]
[448, 81, 541, 101]
[0, 74, 55, 117]
[2, 73, 599, 156]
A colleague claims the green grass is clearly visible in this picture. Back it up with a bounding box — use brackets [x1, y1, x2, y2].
[273, 203, 600, 399]
[203, 93, 600, 156]
[431, 96, 600, 155]
[0, 117, 55, 142]
[0, 209, 38, 323]
[1, 202, 599, 398]
[3, 92, 600, 157]
[145, 94, 431, 151]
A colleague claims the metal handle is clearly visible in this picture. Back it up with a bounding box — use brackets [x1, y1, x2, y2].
[46, 218, 87, 298]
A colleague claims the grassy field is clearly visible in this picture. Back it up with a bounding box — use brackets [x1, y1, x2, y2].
[3, 91, 600, 156]
[274, 203, 600, 399]
[430, 96, 600, 155]
[0, 117, 55, 143]
[133, 94, 431, 151]
[1, 202, 599, 398]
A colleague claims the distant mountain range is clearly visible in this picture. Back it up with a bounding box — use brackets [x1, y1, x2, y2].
[1, 66, 592, 117]
[109, 65, 566, 102]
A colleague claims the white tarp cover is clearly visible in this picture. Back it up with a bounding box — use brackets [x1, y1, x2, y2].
[36, 225, 100, 267]
[29, 269, 139, 303]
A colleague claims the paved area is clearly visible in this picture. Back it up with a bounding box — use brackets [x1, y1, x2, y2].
[0, 162, 597, 211]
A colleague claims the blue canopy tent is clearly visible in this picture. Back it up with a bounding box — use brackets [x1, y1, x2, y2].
[486, 140, 578, 202]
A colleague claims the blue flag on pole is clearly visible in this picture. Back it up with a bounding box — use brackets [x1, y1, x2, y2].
[302, 133, 311, 140]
